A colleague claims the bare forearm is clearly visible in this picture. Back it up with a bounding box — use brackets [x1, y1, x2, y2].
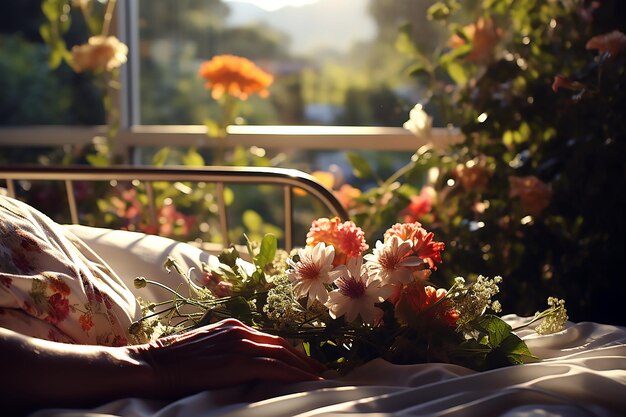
[0, 327, 157, 415]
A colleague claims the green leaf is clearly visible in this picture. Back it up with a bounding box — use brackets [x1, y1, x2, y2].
[218, 246, 240, 268]
[182, 147, 205, 167]
[243, 210, 263, 233]
[39, 24, 52, 43]
[255, 234, 277, 269]
[472, 314, 512, 348]
[445, 61, 468, 85]
[41, 0, 61, 21]
[439, 43, 472, 65]
[498, 334, 537, 364]
[407, 64, 430, 80]
[346, 152, 373, 179]
[226, 296, 253, 322]
[223, 187, 234, 206]
[427, 2, 451, 20]
[86, 153, 110, 167]
[395, 23, 418, 56]
[152, 146, 171, 167]
[204, 118, 221, 138]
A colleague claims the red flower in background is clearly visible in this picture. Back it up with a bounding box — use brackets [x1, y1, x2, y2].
[509, 175, 552, 216]
[401, 186, 435, 223]
[454, 162, 490, 192]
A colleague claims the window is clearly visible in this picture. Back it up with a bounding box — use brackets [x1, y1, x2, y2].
[1, 0, 461, 167]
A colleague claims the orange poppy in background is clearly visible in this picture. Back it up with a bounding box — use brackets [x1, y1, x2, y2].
[198, 54, 273, 100]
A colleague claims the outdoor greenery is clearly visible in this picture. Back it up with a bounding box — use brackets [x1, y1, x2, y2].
[345, 0, 626, 325]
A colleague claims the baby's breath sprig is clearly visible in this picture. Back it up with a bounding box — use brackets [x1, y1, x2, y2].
[512, 297, 568, 335]
[446, 275, 503, 332]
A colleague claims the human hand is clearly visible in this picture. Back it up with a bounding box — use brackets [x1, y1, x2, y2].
[132, 318, 324, 398]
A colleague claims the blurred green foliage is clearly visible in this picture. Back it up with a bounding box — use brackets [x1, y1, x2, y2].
[347, 0, 626, 325]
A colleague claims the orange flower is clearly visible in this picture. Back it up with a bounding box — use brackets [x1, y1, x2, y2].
[294, 171, 335, 197]
[384, 222, 444, 269]
[448, 17, 502, 63]
[306, 217, 368, 266]
[394, 283, 459, 327]
[334, 183, 362, 210]
[586, 30, 626, 57]
[71, 35, 128, 73]
[509, 175, 552, 215]
[198, 54, 273, 100]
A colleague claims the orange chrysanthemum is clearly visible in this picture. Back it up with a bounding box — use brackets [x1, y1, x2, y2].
[306, 217, 368, 266]
[198, 54, 273, 100]
[384, 222, 444, 269]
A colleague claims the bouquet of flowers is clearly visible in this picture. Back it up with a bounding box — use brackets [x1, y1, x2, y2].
[132, 218, 567, 372]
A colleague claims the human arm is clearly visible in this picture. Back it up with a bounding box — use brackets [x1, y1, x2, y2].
[0, 319, 323, 415]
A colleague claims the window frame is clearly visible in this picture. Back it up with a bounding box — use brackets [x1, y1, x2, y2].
[0, 0, 463, 161]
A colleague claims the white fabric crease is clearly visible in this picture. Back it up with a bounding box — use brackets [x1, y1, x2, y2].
[28, 226, 626, 417]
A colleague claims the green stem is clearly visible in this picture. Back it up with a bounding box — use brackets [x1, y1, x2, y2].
[101, 0, 117, 37]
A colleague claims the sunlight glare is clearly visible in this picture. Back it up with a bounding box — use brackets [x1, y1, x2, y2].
[224, 0, 319, 12]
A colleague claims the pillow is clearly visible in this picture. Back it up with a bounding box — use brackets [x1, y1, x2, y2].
[63, 224, 217, 304]
[0, 195, 139, 346]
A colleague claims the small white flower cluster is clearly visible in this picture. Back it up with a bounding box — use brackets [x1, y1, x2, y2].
[452, 275, 503, 329]
[265, 249, 291, 278]
[264, 274, 306, 328]
[535, 297, 568, 335]
[128, 299, 169, 343]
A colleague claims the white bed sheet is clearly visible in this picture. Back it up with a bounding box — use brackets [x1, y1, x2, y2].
[32, 226, 625, 417]
[29, 315, 626, 417]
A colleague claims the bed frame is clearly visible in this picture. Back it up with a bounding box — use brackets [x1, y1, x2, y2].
[0, 165, 348, 251]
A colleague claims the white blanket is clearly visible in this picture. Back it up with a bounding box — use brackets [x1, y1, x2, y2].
[29, 319, 626, 417]
[31, 226, 625, 417]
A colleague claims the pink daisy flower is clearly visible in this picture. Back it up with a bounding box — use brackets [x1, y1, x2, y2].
[287, 242, 343, 306]
[325, 257, 391, 325]
[364, 236, 425, 286]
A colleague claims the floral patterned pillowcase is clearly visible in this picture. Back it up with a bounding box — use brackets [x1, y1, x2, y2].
[0, 195, 140, 346]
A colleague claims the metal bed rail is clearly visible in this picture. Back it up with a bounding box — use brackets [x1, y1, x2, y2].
[0, 165, 349, 251]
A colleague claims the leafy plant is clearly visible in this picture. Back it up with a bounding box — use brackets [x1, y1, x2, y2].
[346, 0, 626, 325]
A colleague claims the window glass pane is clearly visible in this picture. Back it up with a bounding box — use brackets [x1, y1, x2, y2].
[138, 0, 442, 126]
[0, 0, 105, 126]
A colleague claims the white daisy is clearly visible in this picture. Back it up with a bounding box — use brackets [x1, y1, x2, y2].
[286, 242, 343, 306]
[325, 256, 392, 325]
[364, 236, 424, 286]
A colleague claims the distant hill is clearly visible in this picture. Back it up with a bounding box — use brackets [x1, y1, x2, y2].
[223, 0, 376, 54]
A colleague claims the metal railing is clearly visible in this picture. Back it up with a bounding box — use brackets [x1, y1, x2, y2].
[0, 165, 349, 251]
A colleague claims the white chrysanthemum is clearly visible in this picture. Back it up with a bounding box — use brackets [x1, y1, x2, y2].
[325, 256, 392, 325]
[286, 242, 343, 306]
[403, 104, 433, 137]
[364, 236, 424, 286]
